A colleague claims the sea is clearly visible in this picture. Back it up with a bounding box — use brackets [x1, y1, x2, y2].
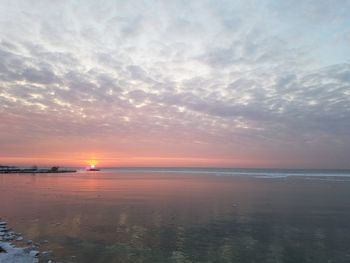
[1, 167, 350, 262]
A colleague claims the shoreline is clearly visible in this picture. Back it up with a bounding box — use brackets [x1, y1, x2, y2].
[0, 219, 54, 263]
[0, 219, 39, 263]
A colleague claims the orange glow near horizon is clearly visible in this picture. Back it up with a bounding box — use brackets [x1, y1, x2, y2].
[0, 155, 298, 169]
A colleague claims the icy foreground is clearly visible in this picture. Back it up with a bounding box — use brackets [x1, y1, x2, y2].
[0, 241, 38, 263]
[0, 220, 39, 263]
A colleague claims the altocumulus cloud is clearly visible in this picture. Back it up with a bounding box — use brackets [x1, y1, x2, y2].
[0, 0, 349, 168]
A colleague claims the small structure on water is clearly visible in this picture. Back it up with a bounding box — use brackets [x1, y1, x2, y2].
[85, 164, 100, 171]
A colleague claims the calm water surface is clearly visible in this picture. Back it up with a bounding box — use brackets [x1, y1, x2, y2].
[1, 170, 350, 262]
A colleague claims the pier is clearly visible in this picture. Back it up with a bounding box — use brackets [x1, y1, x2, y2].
[0, 165, 76, 174]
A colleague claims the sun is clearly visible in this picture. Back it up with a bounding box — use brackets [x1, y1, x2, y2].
[88, 160, 97, 167]
[85, 159, 101, 171]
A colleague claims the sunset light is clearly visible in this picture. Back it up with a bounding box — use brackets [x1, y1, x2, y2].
[1, 1, 350, 262]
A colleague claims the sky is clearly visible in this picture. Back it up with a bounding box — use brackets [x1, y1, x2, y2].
[0, 0, 349, 168]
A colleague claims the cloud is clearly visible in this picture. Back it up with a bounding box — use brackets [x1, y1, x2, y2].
[0, 0, 349, 167]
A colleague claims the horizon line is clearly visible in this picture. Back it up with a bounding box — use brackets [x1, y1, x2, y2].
[2, 164, 350, 171]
